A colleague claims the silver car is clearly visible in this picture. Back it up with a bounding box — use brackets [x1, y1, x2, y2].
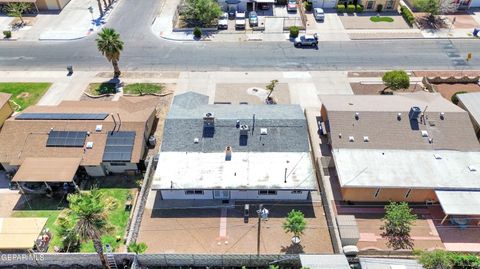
[249, 11, 258, 27]
[294, 33, 318, 47]
[313, 8, 325, 22]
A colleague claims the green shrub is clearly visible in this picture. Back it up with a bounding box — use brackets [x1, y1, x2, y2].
[400, 5, 415, 26]
[451, 91, 467, 105]
[337, 4, 345, 13]
[376, 3, 383, 12]
[356, 4, 364, 12]
[304, 1, 313, 11]
[3, 30, 11, 39]
[289, 26, 299, 38]
[193, 26, 202, 39]
[346, 4, 355, 13]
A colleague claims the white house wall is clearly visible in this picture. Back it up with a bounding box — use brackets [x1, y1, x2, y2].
[103, 162, 138, 174]
[160, 190, 309, 200]
[311, 0, 337, 8]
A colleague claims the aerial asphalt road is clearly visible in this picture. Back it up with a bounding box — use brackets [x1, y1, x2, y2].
[0, 0, 479, 71]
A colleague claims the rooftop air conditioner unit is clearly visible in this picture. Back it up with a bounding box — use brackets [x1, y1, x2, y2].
[86, 142, 94, 149]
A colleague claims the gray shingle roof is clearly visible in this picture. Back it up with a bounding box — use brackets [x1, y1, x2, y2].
[161, 92, 309, 153]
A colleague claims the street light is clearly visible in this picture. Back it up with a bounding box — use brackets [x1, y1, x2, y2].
[256, 204, 269, 256]
[88, 4, 94, 30]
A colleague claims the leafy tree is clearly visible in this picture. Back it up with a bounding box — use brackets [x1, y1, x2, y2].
[380, 201, 417, 250]
[381, 70, 410, 94]
[67, 189, 111, 269]
[127, 242, 148, 254]
[96, 28, 124, 78]
[265, 79, 279, 102]
[282, 209, 307, 238]
[56, 216, 80, 252]
[415, 0, 439, 21]
[183, 0, 222, 26]
[7, 2, 30, 25]
[416, 249, 453, 269]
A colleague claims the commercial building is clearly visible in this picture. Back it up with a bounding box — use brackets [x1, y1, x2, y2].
[0, 97, 157, 184]
[151, 92, 317, 201]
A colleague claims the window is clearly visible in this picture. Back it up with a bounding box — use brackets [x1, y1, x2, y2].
[291, 190, 303, 194]
[258, 190, 277, 195]
[185, 190, 204, 195]
[385, 0, 394, 9]
[110, 162, 126, 166]
[374, 188, 380, 198]
[366, 0, 375, 9]
[405, 189, 412, 198]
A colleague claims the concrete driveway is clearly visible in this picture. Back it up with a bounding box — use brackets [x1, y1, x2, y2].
[306, 10, 350, 41]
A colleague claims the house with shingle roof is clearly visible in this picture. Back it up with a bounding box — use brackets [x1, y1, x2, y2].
[151, 92, 316, 201]
[0, 93, 13, 129]
[0, 97, 157, 186]
[320, 92, 480, 223]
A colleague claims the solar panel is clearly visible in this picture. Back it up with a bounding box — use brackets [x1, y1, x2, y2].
[46, 131, 88, 147]
[16, 113, 109, 120]
[102, 131, 136, 162]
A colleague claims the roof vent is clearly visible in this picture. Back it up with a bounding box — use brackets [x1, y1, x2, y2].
[429, 138, 434, 144]
[468, 165, 477, 172]
[421, 130, 429, 137]
[349, 136, 354, 142]
[194, 138, 199, 144]
[433, 154, 442, 160]
[240, 124, 249, 136]
[355, 112, 359, 120]
[86, 142, 94, 149]
[260, 128, 267, 135]
[363, 136, 369, 142]
[440, 112, 445, 120]
[339, 133, 342, 139]
[95, 125, 103, 132]
[409, 106, 421, 121]
[397, 113, 402, 121]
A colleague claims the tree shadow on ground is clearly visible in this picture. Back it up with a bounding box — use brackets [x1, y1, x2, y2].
[281, 243, 305, 254]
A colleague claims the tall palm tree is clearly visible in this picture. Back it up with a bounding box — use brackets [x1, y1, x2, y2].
[67, 189, 110, 269]
[96, 28, 124, 78]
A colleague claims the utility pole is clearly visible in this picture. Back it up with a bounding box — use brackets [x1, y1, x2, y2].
[257, 204, 263, 256]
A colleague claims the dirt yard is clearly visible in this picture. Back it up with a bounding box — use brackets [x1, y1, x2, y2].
[433, 83, 480, 101]
[350, 83, 424, 95]
[215, 83, 291, 105]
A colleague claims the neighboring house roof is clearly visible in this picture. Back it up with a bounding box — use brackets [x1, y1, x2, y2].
[321, 92, 479, 151]
[153, 92, 315, 191]
[458, 92, 480, 128]
[0, 97, 156, 166]
[0, 93, 11, 109]
[359, 258, 424, 269]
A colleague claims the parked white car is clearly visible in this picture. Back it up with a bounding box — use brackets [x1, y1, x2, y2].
[313, 8, 325, 22]
[218, 12, 228, 29]
[235, 11, 246, 29]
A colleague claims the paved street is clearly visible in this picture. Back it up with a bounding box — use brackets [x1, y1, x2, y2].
[0, 0, 479, 71]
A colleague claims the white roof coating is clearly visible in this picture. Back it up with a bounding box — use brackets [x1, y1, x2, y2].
[299, 255, 350, 269]
[333, 149, 480, 189]
[151, 152, 316, 190]
[360, 258, 424, 269]
[458, 92, 480, 126]
[436, 190, 480, 215]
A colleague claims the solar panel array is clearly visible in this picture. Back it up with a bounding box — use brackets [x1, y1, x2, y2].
[16, 113, 109, 120]
[46, 131, 88, 147]
[102, 131, 136, 162]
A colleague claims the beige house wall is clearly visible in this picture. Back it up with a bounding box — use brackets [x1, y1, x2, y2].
[35, 0, 71, 11]
[361, 0, 399, 10]
[0, 102, 13, 129]
[341, 187, 437, 202]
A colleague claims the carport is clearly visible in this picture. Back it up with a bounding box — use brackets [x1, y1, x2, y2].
[436, 190, 480, 225]
[252, 0, 274, 11]
[0, 217, 47, 250]
[12, 157, 81, 193]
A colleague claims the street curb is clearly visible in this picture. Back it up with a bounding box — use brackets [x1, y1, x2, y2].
[351, 36, 478, 41]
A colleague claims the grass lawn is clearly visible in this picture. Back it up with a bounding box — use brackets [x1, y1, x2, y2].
[123, 83, 165, 95]
[370, 16, 394, 22]
[86, 83, 117, 96]
[0, 83, 52, 111]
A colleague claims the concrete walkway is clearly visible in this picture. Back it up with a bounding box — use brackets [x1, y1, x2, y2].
[152, 0, 193, 41]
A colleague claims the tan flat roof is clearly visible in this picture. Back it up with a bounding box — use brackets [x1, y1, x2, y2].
[13, 157, 81, 182]
[0, 218, 47, 250]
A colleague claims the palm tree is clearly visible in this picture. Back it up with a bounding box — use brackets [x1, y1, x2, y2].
[7, 2, 30, 25]
[67, 189, 110, 269]
[96, 28, 124, 78]
[265, 79, 278, 103]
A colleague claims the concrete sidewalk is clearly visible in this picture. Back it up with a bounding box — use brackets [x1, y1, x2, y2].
[152, 0, 194, 41]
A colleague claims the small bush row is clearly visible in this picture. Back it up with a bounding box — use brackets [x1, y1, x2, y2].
[337, 3, 364, 13]
[304, 1, 313, 11]
[3, 30, 11, 39]
[400, 5, 415, 26]
[290, 26, 299, 38]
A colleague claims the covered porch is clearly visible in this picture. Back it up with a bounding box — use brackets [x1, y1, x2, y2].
[436, 190, 480, 226]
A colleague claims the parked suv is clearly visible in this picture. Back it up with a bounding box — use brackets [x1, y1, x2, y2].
[313, 8, 325, 22]
[249, 11, 258, 27]
[287, 0, 297, 12]
[294, 33, 318, 47]
[218, 12, 228, 29]
[235, 11, 246, 29]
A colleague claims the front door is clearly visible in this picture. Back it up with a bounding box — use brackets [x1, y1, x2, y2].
[214, 190, 230, 199]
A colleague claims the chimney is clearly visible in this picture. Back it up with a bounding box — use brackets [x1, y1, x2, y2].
[225, 146, 232, 161]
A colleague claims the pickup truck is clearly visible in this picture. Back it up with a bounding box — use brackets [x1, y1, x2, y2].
[235, 11, 246, 30]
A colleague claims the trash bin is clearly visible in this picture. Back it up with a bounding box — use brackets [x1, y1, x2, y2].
[473, 28, 480, 37]
[244, 204, 249, 223]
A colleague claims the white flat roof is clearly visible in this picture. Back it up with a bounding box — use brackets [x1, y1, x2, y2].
[152, 152, 316, 190]
[436, 190, 480, 215]
[333, 149, 480, 189]
[300, 255, 350, 269]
